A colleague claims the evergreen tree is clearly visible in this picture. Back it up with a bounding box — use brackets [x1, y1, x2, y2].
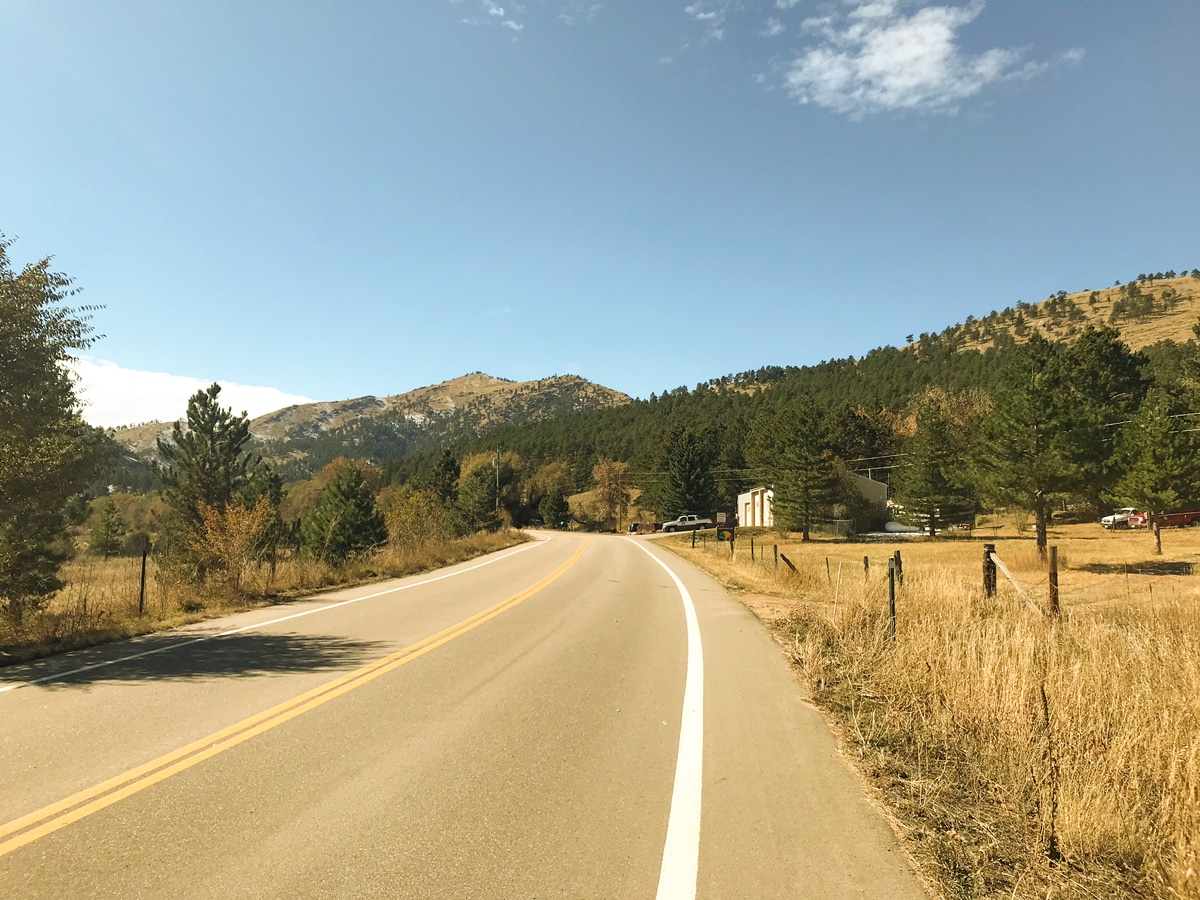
[651, 428, 718, 519]
[456, 462, 498, 533]
[90, 498, 126, 559]
[1107, 391, 1199, 519]
[424, 449, 460, 504]
[892, 401, 970, 535]
[301, 461, 387, 562]
[749, 405, 837, 541]
[969, 335, 1095, 558]
[157, 384, 255, 525]
[0, 236, 98, 621]
[538, 488, 570, 529]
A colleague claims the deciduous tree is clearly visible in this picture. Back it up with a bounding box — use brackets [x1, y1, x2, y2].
[0, 236, 98, 621]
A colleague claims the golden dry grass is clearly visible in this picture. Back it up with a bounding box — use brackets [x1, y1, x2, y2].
[668, 523, 1200, 899]
[0, 530, 526, 666]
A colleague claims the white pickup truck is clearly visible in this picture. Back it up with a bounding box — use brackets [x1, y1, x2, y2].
[661, 514, 715, 533]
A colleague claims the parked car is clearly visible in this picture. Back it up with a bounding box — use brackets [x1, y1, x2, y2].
[661, 514, 714, 533]
[1101, 508, 1142, 529]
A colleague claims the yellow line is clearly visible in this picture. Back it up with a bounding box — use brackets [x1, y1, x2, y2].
[0, 540, 588, 857]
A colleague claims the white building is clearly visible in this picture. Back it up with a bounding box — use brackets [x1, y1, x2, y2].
[737, 474, 888, 528]
[737, 486, 774, 527]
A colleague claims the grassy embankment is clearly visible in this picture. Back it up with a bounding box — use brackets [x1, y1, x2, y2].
[0, 530, 526, 667]
[668, 523, 1200, 900]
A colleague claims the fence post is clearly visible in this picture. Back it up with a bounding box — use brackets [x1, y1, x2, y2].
[1049, 545, 1060, 618]
[888, 558, 897, 637]
[1154, 521, 1162, 556]
[983, 543, 997, 597]
[863, 555, 869, 579]
[826, 557, 832, 584]
[773, 544, 778, 569]
[893, 549, 904, 586]
[750, 536, 755, 561]
[138, 539, 150, 617]
[692, 529, 696, 548]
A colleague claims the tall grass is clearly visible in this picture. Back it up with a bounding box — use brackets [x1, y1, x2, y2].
[673, 527, 1200, 899]
[0, 530, 525, 666]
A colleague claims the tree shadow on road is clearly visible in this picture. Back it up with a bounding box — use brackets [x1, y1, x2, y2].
[7, 632, 392, 690]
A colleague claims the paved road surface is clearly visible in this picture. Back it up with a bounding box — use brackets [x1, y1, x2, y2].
[0, 532, 928, 898]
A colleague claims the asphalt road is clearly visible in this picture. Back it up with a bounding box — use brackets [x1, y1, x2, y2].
[0, 532, 928, 899]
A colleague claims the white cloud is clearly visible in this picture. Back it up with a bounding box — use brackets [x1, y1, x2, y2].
[775, 0, 802, 8]
[659, 55, 676, 64]
[782, 1, 1078, 118]
[762, 17, 785, 37]
[70, 358, 316, 429]
[503, 19, 523, 30]
[684, 2, 737, 42]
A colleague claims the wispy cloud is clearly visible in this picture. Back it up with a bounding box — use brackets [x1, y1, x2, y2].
[761, 17, 785, 37]
[451, 1, 602, 32]
[451, 0, 529, 35]
[71, 358, 316, 429]
[684, 2, 738, 42]
[780, 1, 1083, 119]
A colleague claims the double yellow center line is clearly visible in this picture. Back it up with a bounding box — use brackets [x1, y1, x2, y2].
[0, 540, 588, 857]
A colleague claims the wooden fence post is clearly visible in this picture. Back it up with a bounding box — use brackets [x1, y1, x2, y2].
[773, 544, 778, 569]
[138, 539, 150, 616]
[888, 558, 897, 637]
[863, 555, 869, 579]
[1154, 521, 1162, 556]
[750, 536, 755, 561]
[691, 529, 696, 548]
[893, 549, 904, 586]
[1049, 545, 1060, 618]
[826, 557, 832, 584]
[983, 543, 997, 597]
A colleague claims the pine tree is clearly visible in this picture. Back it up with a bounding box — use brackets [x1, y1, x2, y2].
[656, 428, 718, 519]
[424, 449, 460, 504]
[538, 489, 570, 529]
[90, 498, 126, 559]
[892, 402, 969, 535]
[1108, 392, 1198, 520]
[969, 335, 1096, 558]
[301, 461, 388, 562]
[157, 384, 255, 525]
[749, 405, 837, 541]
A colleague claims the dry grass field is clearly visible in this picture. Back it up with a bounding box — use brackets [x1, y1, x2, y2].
[668, 523, 1200, 900]
[0, 530, 525, 666]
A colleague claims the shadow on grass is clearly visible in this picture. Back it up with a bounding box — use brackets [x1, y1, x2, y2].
[1076, 561, 1194, 576]
[6, 631, 390, 689]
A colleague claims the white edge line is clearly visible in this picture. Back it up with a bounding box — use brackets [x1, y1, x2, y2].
[626, 537, 704, 900]
[0, 539, 546, 693]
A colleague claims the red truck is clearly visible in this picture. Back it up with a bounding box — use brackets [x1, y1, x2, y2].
[1152, 510, 1200, 528]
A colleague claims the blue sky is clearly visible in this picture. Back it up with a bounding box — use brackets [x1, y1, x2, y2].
[3, 1, 1197, 427]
